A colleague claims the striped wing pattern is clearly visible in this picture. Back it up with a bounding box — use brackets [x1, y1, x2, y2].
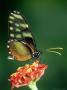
[7, 11, 36, 61]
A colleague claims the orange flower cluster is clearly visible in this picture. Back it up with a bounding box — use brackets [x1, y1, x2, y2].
[9, 60, 48, 90]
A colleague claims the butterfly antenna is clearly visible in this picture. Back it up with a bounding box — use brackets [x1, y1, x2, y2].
[46, 47, 63, 55]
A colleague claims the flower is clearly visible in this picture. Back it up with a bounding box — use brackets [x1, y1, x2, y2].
[9, 60, 48, 90]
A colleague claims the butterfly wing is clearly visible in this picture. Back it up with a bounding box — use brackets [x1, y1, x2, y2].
[8, 11, 37, 61]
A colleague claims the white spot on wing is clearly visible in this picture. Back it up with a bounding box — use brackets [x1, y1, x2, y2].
[16, 28, 21, 32]
[12, 13, 23, 19]
[9, 20, 13, 23]
[8, 56, 14, 60]
[9, 16, 15, 20]
[8, 40, 10, 43]
[10, 27, 13, 30]
[7, 45, 9, 48]
[9, 52, 11, 54]
[13, 11, 20, 14]
[23, 32, 32, 37]
[13, 11, 16, 13]
[22, 41, 26, 44]
[15, 23, 19, 27]
[11, 13, 13, 15]
[20, 24, 28, 28]
[16, 34, 22, 38]
[10, 34, 14, 37]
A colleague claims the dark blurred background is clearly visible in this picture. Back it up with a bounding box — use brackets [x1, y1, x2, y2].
[0, 0, 67, 90]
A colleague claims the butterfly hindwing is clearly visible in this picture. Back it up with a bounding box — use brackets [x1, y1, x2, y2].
[8, 11, 37, 61]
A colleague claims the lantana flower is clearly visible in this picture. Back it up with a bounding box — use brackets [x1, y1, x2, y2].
[9, 60, 48, 90]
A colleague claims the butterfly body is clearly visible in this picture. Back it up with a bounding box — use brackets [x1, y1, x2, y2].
[7, 11, 40, 61]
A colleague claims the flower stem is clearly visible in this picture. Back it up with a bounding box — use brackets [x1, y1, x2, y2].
[28, 81, 38, 90]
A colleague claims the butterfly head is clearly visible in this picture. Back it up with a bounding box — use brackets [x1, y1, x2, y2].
[32, 50, 41, 59]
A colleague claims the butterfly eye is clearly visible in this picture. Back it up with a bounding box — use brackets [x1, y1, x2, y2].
[32, 50, 41, 59]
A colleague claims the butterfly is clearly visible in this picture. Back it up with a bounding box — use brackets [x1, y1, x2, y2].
[7, 11, 40, 61]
